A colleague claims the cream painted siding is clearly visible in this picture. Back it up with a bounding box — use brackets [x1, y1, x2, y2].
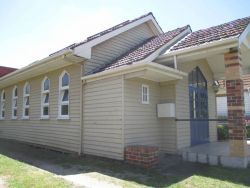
[175, 60, 217, 150]
[208, 82, 217, 142]
[0, 64, 82, 152]
[82, 76, 123, 160]
[175, 77, 190, 149]
[84, 23, 155, 75]
[124, 78, 162, 148]
[159, 82, 177, 153]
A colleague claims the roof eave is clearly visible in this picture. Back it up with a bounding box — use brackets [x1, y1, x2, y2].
[81, 62, 187, 83]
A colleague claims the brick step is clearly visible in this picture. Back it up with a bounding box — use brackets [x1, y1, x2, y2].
[182, 151, 250, 168]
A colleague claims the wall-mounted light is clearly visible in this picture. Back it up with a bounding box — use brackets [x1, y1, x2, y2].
[212, 81, 220, 93]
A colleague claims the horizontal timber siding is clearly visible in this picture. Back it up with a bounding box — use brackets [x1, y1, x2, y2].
[0, 64, 82, 152]
[82, 76, 123, 160]
[84, 23, 155, 75]
[159, 82, 177, 153]
[124, 78, 162, 148]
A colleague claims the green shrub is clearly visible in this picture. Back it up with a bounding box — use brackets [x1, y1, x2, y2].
[217, 124, 229, 140]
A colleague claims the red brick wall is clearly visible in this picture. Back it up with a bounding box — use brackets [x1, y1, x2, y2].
[226, 79, 246, 140]
[125, 145, 159, 168]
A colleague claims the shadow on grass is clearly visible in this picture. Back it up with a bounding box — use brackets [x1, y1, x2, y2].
[0, 138, 249, 187]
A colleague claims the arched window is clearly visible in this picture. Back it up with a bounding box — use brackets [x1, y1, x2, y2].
[41, 77, 50, 118]
[59, 71, 70, 118]
[12, 86, 18, 119]
[0, 90, 6, 119]
[23, 82, 30, 118]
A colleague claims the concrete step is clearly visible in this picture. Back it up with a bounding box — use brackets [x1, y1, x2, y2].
[182, 151, 250, 168]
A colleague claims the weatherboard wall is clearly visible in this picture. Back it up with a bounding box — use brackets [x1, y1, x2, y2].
[124, 78, 162, 148]
[82, 76, 124, 160]
[84, 23, 155, 75]
[0, 64, 82, 153]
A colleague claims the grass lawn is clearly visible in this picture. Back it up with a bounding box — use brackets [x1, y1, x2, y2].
[0, 139, 249, 188]
[0, 155, 72, 188]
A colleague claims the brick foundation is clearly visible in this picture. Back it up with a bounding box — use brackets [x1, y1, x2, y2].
[125, 145, 159, 168]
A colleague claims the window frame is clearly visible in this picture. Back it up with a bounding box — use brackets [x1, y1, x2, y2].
[141, 84, 149, 104]
[12, 86, 18, 119]
[41, 77, 50, 119]
[58, 71, 70, 119]
[22, 82, 30, 119]
[0, 90, 6, 119]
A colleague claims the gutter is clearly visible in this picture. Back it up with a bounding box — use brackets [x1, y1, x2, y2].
[157, 37, 239, 60]
[0, 50, 73, 82]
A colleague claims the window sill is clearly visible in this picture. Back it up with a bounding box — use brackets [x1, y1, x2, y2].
[40, 116, 50, 120]
[142, 102, 149, 104]
[57, 116, 70, 120]
[0, 118, 5, 121]
[11, 117, 17, 120]
[21, 117, 30, 120]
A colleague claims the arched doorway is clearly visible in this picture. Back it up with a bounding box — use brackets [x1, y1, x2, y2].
[188, 67, 209, 145]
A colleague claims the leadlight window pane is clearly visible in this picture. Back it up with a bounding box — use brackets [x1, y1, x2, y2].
[14, 88, 18, 97]
[61, 105, 68, 115]
[44, 94, 49, 104]
[25, 97, 29, 106]
[25, 108, 29, 116]
[44, 78, 50, 91]
[62, 73, 69, 87]
[62, 90, 69, 101]
[14, 109, 17, 116]
[2, 92, 5, 100]
[25, 84, 30, 94]
[43, 106, 49, 116]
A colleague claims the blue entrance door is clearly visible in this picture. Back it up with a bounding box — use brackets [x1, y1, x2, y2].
[189, 67, 209, 146]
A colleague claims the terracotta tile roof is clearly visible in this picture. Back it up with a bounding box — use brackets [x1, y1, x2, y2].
[170, 16, 250, 52]
[93, 25, 190, 74]
[49, 12, 162, 56]
[0, 66, 17, 77]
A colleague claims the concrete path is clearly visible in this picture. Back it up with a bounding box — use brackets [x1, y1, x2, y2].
[182, 141, 250, 168]
[0, 177, 7, 188]
[63, 173, 122, 188]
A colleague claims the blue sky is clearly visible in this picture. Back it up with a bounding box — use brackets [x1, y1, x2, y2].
[0, 0, 249, 68]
